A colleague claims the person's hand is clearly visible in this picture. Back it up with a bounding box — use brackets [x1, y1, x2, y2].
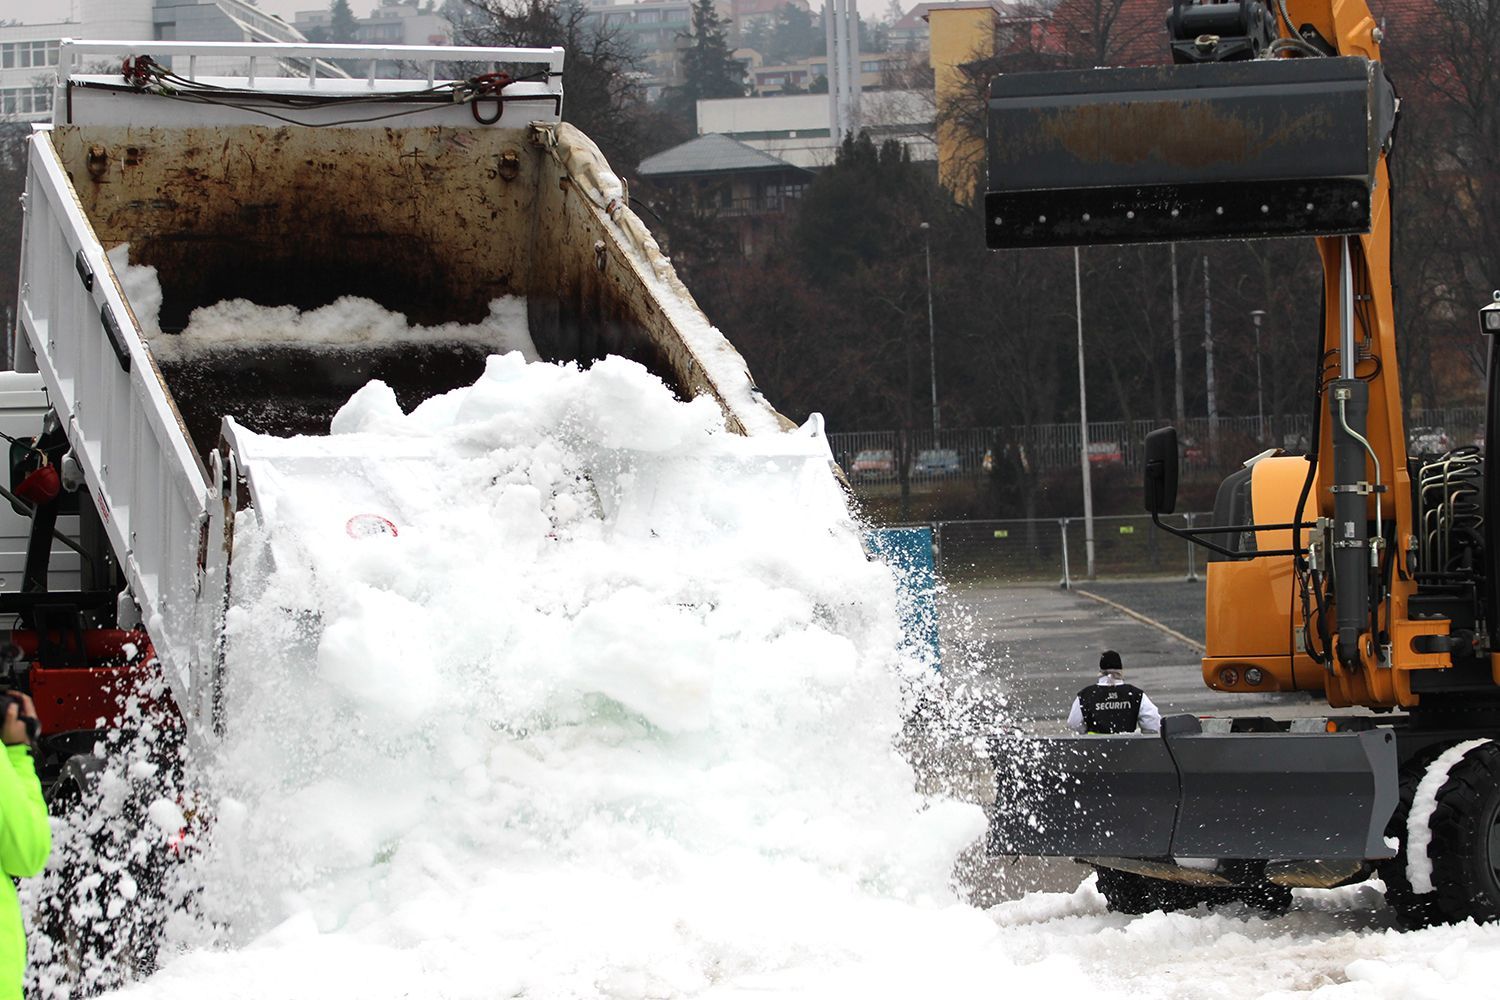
[1, 692, 39, 746]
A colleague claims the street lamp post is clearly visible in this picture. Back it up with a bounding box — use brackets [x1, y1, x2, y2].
[921, 222, 939, 434]
[1203, 255, 1219, 461]
[1250, 308, 1267, 442]
[1170, 244, 1185, 433]
[1074, 246, 1096, 581]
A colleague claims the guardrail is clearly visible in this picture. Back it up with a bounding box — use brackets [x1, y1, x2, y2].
[834, 407, 1485, 484]
[897, 513, 1214, 585]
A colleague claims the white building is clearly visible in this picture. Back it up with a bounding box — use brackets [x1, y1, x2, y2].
[1, 0, 312, 121]
[1, 31, 60, 120]
[696, 90, 934, 169]
[293, 0, 452, 48]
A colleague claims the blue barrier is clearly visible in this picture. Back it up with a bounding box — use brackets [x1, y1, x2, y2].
[867, 526, 941, 669]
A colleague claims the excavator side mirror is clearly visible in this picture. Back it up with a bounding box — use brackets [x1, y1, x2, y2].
[1144, 427, 1179, 516]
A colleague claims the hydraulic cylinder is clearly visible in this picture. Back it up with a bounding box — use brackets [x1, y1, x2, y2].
[1329, 377, 1370, 667]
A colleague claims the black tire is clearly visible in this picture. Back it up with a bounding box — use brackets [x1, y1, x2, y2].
[33, 780, 105, 998]
[34, 768, 171, 995]
[1092, 866, 1206, 914]
[32, 785, 88, 995]
[1420, 741, 1500, 924]
[1230, 881, 1293, 916]
[1094, 866, 1291, 916]
[1378, 748, 1445, 929]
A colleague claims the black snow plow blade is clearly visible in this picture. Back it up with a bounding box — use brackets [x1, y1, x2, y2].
[989, 716, 1398, 860]
[985, 57, 1397, 249]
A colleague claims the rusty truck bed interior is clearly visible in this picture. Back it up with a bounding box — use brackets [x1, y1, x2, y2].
[51, 124, 687, 458]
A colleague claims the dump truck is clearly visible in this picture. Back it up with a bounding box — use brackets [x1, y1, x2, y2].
[984, 0, 1500, 926]
[5, 39, 814, 971]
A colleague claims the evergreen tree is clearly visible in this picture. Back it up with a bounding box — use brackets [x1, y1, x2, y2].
[679, 0, 745, 104]
[329, 0, 360, 43]
[767, 3, 819, 64]
[740, 18, 771, 58]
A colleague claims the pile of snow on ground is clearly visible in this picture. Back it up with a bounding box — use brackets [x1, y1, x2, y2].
[123, 346, 992, 997]
[29, 288, 1500, 999]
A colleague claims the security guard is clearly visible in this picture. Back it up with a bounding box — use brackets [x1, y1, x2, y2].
[1066, 650, 1161, 734]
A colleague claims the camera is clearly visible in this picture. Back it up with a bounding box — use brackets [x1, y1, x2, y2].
[0, 696, 37, 745]
[0, 645, 37, 744]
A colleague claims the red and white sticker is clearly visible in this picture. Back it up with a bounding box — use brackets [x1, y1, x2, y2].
[346, 514, 399, 539]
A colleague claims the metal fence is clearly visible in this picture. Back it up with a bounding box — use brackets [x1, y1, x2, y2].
[914, 513, 1214, 585]
[832, 406, 1485, 485]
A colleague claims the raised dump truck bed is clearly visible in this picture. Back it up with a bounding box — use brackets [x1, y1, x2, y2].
[15, 40, 789, 735]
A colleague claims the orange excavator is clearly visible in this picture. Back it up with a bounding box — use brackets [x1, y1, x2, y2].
[986, 0, 1500, 925]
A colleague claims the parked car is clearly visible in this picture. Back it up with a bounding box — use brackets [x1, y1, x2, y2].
[1409, 426, 1453, 456]
[1087, 441, 1123, 467]
[850, 449, 896, 481]
[910, 448, 962, 477]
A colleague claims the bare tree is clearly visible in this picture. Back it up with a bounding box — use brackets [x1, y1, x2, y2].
[1039, 0, 1162, 68]
[0, 123, 28, 345]
[454, 0, 688, 170]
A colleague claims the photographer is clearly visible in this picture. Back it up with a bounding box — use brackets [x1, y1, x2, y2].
[0, 690, 48, 1000]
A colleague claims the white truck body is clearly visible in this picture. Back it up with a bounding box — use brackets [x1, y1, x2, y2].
[14, 40, 793, 735]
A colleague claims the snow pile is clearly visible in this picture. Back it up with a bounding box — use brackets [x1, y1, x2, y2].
[150, 296, 537, 362]
[104, 243, 538, 362]
[34, 278, 1500, 998]
[106, 244, 163, 338]
[978, 877, 1500, 1000]
[89, 348, 1001, 997]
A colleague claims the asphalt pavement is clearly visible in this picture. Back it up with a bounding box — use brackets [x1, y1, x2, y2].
[944, 578, 1323, 733]
[1077, 579, 1208, 645]
[924, 577, 1328, 903]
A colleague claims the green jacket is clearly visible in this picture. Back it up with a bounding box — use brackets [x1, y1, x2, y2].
[0, 745, 49, 1000]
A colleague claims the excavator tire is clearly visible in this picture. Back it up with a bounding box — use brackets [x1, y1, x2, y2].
[1093, 867, 1196, 914]
[1231, 881, 1293, 916]
[1093, 866, 1292, 917]
[1377, 748, 1445, 929]
[1419, 741, 1500, 925]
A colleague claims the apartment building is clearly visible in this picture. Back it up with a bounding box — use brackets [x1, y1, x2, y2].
[1, 0, 312, 121]
[588, 0, 703, 87]
[293, 0, 452, 47]
[0, 35, 59, 120]
[742, 50, 908, 95]
[696, 89, 934, 168]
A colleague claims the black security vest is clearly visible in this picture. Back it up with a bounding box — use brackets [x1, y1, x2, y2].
[1077, 682, 1145, 734]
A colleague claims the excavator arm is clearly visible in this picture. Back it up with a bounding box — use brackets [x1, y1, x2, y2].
[978, 0, 1433, 874]
[985, 0, 1487, 711]
[983, 0, 1500, 921]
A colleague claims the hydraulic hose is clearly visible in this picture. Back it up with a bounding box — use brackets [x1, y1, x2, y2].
[1337, 394, 1383, 569]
